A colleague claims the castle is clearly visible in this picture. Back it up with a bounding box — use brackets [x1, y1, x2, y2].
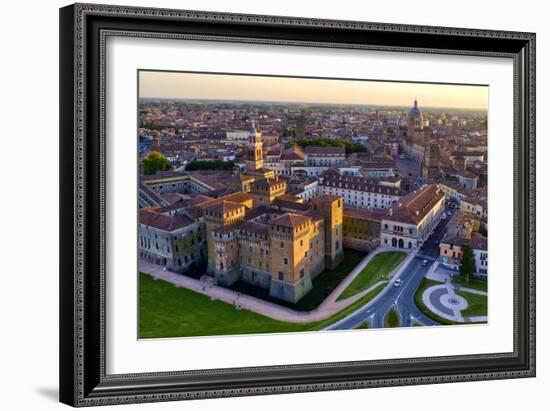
[139, 125, 344, 303]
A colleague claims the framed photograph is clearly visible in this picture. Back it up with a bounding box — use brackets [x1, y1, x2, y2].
[59, 3, 536, 407]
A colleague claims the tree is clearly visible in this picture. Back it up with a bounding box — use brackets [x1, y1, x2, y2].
[186, 160, 234, 171]
[479, 222, 488, 237]
[143, 151, 172, 175]
[459, 243, 476, 284]
[289, 137, 368, 154]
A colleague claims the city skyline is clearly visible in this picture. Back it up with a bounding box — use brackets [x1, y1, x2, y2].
[139, 71, 489, 110]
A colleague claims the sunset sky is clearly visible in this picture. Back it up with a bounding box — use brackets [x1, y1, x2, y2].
[139, 70, 488, 110]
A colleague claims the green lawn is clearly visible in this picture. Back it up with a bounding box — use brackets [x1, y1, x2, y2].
[452, 276, 488, 292]
[139, 272, 386, 338]
[384, 307, 401, 328]
[226, 248, 366, 312]
[356, 321, 369, 329]
[413, 278, 487, 325]
[294, 249, 366, 310]
[456, 290, 488, 318]
[336, 252, 406, 301]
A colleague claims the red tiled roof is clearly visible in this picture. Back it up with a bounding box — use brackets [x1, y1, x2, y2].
[343, 207, 385, 222]
[269, 213, 311, 228]
[304, 146, 345, 155]
[139, 209, 195, 231]
[385, 184, 444, 225]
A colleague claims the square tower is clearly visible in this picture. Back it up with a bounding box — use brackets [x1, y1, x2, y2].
[203, 201, 246, 275]
[312, 195, 344, 269]
[267, 213, 313, 303]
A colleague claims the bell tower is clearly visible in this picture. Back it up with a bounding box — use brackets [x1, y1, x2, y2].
[245, 121, 264, 171]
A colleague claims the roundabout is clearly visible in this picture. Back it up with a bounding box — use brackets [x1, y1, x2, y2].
[422, 284, 470, 323]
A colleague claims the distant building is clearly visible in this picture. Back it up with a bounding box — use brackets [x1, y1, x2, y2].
[319, 174, 404, 210]
[304, 146, 346, 166]
[471, 233, 488, 277]
[295, 116, 306, 139]
[438, 211, 481, 270]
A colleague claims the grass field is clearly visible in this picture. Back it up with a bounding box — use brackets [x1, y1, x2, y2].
[139, 273, 387, 338]
[452, 276, 488, 292]
[356, 321, 369, 329]
[456, 290, 488, 318]
[413, 278, 487, 325]
[336, 251, 406, 301]
[384, 307, 401, 328]
[294, 249, 366, 310]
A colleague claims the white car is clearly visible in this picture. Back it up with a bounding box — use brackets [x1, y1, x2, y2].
[393, 279, 403, 287]
[422, 260, 429, 267]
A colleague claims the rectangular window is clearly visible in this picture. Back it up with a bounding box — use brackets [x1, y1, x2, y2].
[283, 257, 288, 265]
[278, 271, 284, 281]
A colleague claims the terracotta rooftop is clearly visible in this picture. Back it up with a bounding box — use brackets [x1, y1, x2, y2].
[269, 213, 311, 229]
[343, 207, 385, 222]
[238, 220, 270, 236]
[203, 200, 244, 215]
[384, 184, 445, 225]
[272, 198, 312, 212]
[281, 146, 307, 161]
[321, 174, 405, 196]
[304, 146, 346, 155]
[471, 233, 488, 251]
[139, 209, 195, 231]
[312, 194, 341, 203]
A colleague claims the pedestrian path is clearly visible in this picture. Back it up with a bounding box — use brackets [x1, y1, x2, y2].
[421, 282, 487, 323]
[139, 250, 402, 324]
[422, 284, 465, 322]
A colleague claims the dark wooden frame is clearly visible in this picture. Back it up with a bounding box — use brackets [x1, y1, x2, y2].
[60, 3, 536, 407]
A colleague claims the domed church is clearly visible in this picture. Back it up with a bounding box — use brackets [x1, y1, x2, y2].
[399, 99, 441, 183]
[401, 98, 432, 144]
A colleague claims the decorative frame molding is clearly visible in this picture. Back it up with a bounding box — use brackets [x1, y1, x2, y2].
[60, 3, 535, 407]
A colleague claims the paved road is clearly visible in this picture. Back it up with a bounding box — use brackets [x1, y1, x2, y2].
[327, 206, 457, 330]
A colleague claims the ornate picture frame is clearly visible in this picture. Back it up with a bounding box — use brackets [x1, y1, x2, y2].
[59, 3, 535, 407]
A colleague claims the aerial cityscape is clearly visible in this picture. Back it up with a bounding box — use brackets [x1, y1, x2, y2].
[137, 71, 488, 339]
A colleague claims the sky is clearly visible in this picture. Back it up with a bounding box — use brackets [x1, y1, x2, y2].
[139, 70, 488, 110]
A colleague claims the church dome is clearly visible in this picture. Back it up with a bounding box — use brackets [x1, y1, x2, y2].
[408, 98, 422, 118]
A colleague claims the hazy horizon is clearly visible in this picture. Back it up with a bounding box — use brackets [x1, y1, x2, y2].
[139, 71, 488, 110]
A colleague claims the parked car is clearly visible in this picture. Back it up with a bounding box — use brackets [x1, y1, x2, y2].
[422, 260, 429, 267]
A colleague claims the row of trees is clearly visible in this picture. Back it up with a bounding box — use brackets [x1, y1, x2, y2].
[289, 137, 368, 154]
[186, 160, 234, 171]
[142, 151, 172, 175]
